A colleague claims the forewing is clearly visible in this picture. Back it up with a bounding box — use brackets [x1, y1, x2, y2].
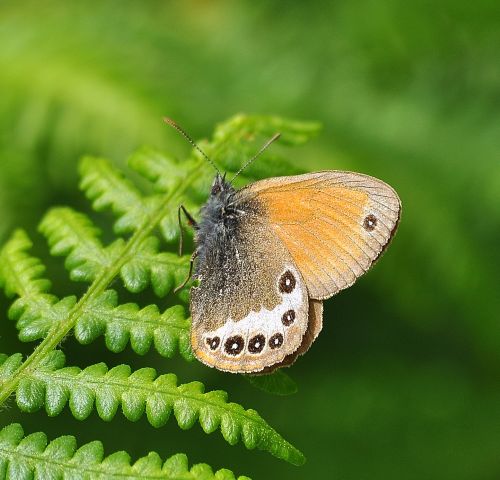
[240, 171, 401, 299]
[190, 213, 309, 373]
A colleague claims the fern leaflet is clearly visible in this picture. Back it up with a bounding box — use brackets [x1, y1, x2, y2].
[1, 351, 305, 465]
[0, 423, 251, 479]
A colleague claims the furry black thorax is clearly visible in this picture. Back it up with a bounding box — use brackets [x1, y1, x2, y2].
[194, 173, 243, 277]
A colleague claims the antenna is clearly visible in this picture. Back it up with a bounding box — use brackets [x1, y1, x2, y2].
[229, 132, 281, 182]
[163, 117, 220, 174]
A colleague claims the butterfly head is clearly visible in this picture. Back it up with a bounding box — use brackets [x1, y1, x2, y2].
[210, 172, 231, 197]
[199, 173, 237, 226]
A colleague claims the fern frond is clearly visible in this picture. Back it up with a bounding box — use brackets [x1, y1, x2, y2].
[0, 230, 76, 341]
[120, 236, 190, 296]
[128, 148, 201, 241]
[0, 231, 191, 356]
[0, 229, 51, 298]
[40, 207, 122, 282]
[75, 290, 193, 360]
[208, 114, 321, 175]
[12, 351, 304, 466]
[40, 209, 189, 297]
[79, 156, 155, 234]
[128, 147, 192, 194]
[0, 423, 251, 480]
[214, 114, 321, 148]
[0, 115, 316, 468]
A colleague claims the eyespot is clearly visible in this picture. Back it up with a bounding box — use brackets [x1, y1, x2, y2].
[206, 336, 220, 350]
[281, 310, 295, 326]
[248, 334, 266, 354]
[363, 214, 377, 231]
[279, 270, 296, 293]
[269, 333, 284, 349]
[224, 335, 244, 356]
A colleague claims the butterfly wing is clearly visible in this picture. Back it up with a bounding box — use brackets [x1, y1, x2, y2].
[190, 211, 310, 373]
[240, 171, 401, 299]
[258, 299, 323, 374]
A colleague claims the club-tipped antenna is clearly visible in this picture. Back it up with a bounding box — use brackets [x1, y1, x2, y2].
[229, 132, 281, 183]
[163, 117, 220, 174]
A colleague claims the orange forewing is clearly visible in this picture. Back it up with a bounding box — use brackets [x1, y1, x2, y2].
[242, 171, 401, 299]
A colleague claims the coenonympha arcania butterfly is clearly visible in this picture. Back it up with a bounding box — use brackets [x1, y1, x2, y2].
[166, 118, 401, 374]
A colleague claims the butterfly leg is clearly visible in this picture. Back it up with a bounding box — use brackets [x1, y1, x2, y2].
[177, 204, 198, 256]
[174, 249, 198, 293]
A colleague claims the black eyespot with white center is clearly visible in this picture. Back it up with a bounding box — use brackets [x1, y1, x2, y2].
[282, 309, 295, 326]
[206, 337, 220, 350]
[248, 334, 266, 354]
[269, 333, 284, 349]
[363, 214, 377, 231]
[224, 335, 244, 356]
[279, 270, 296, 293]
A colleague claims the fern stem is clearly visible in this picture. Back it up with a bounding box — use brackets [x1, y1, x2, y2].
[0, 160, 205, 405]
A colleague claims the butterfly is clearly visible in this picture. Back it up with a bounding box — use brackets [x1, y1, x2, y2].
[167, 119, 401, 374]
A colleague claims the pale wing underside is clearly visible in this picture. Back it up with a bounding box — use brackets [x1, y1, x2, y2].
[241, 171, 401, 299]
[258, 299, 323, 374]
[190, 214, 310, 373]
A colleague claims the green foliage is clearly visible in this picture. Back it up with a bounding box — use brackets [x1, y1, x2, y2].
[0, 115, 319, 476]
[0, 229, 75, 342]
[0, 2, 498, 478]
[76, 291, 193, 359]
[0, 423, 250, 479]
[40, 207, 120, 283]
[245, 371, 298, 396]
[3, 350, 303, 464]
[79, 157, 151, 235]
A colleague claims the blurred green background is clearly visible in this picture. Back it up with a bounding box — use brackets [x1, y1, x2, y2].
[1, 1, 499, 479]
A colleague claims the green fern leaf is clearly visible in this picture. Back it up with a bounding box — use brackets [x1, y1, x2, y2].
[76, 290, 193, 360]
[207, 114, 320, 175]
[0, 230, 77, 341]
[40, 208, 189, 297]
[39, 207, 122, 282]
[80, 155, 188, 244]
[0, 353, 23, 382]
[128, 147, 191, 193]
[0, 423, 251, 479]
[79, 156, 156, 234]
[0, 229, 52, 298]
[1, 199, 190, 357]
[245, 371, 299, 396]
[11, 351, 305, 465]
[121, 236, 190, 295]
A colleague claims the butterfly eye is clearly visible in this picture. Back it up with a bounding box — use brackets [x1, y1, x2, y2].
[211, 184, 221, 195]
